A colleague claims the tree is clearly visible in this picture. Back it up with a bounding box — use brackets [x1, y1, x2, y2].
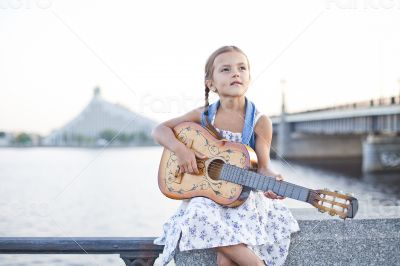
[99, 129, 118, 142]
[15, 133, 32, 145]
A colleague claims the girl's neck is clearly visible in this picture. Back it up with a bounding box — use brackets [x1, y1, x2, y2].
[219, 96, 246, 113]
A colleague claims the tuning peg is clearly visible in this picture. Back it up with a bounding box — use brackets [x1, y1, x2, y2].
[333, 189, 343, 194]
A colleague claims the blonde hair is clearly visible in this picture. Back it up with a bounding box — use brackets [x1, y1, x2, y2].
[203, 46, 250, 116]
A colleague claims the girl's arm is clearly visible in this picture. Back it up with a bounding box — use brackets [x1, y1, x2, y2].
[151, 106, 206, 174]
[254, 115, 285, 200]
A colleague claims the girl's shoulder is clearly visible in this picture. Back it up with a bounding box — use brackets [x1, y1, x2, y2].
[254, 109, 263, 124]
[250, 100, 268, 126]
[254, 112, 273, 136]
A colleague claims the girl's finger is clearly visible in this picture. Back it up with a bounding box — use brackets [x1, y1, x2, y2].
[265, 190, 274, 195]
[264, 193, 271, 199]
[194, 151, 207, 159]
[187, 163, 194, 174]
[191, 160, 199, 174]
[183, 165, 189, 174]
[264, 191, 277, 199]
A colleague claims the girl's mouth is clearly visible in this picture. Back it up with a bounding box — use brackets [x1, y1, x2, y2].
[230, 81, 242, 86]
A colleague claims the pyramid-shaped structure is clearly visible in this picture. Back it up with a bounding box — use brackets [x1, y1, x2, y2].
[43, 87, 157, 146]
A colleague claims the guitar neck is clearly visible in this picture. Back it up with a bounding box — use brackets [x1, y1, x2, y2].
[221, 164, 311, 203]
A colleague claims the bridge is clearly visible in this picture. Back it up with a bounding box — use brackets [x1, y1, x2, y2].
[269, 95, 400, 173]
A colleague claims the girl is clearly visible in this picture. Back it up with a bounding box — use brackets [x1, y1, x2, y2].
[152, 46, 300, 266]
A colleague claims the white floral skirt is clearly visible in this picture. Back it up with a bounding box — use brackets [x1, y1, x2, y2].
[154, 191, 300, 266]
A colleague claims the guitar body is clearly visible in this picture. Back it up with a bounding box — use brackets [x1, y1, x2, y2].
[158, 121, 258, 207]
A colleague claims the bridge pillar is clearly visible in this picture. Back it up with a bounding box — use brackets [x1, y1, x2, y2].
[277, 112, 291, 158]
[362, 134, 400, 173]
[277, 82, 291, 158]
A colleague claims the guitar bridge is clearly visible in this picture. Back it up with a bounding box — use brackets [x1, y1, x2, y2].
[173, 167, 183, 184]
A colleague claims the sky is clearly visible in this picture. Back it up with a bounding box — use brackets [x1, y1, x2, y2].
[1, 0, 400, 135]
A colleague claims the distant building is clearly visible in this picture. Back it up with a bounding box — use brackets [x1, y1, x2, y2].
[43, 87, 158, 146]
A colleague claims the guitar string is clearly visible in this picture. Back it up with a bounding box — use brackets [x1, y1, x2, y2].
[205, 162, 309, 193]
[204, 164, 347, 211]
[209, 164, 349, 211]
[205, 163, 349, 207]
[195, 143, 350, 205]
[206, 162, 293, 187]
[205, 163, 291, 191]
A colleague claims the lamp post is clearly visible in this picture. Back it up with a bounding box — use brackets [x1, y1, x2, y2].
[277, 79, 289, 158]
[280, 79, 287, 114]
[398, 78, 400, 103]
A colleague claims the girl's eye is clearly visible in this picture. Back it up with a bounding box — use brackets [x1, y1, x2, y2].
[222, 68, 230, 72]
[240, 66, 247, 70]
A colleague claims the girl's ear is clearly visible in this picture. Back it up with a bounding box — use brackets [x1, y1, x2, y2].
[205, 79, 213, 90]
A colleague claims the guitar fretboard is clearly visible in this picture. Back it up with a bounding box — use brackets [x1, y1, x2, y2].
[220, 164, 310, 202]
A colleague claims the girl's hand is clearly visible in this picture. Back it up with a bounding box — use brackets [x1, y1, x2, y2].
[174, 145, 206, 175]
[258, 169, 286, 200]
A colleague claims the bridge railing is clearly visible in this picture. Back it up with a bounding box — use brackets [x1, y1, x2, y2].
[271, 95, 400, 117]
[0, 237, 162, 266]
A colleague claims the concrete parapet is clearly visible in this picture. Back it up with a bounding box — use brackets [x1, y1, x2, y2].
[175, 206, 400, 266]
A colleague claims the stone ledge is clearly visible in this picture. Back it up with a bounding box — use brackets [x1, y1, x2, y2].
[175, 206, 400, 266]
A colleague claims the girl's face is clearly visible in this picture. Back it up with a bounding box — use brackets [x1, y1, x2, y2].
[209, 51, 250, 98]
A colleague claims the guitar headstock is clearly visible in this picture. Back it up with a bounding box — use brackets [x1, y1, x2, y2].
[309, 188, 358, 220]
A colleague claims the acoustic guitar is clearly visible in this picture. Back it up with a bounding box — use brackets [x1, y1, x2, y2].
[157, 122, 358, 220]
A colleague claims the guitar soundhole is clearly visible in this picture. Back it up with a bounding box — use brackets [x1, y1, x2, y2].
[207, 158, 225, 181]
